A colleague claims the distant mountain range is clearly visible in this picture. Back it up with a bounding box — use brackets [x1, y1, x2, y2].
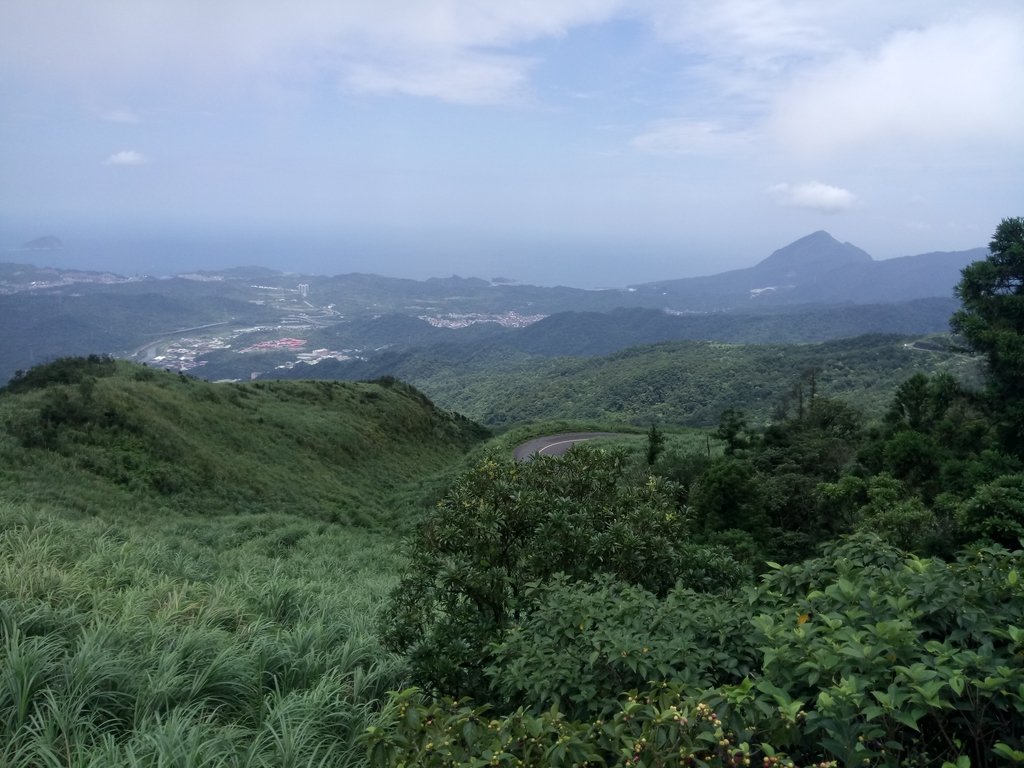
[2, 230, 982, 308]
[0, 230, 985, 385]
[627, 231, 984, 309]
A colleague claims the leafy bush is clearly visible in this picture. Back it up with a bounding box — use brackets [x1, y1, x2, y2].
[854, 473, 938, 551]
[369, 535, 1024, 767]
[958, 474, 1024, 548]
[487, 575, 758, 719]
[364, 686, 832, 768]
[380, 446, 744, 699]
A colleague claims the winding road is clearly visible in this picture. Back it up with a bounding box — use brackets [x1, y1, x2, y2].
[512, 432, 626, 461]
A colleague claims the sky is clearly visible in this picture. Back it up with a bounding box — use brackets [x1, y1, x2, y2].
[1, 1, 1022, 286]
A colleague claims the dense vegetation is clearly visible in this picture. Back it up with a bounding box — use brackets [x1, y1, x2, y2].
[1, 218, 1021, 766]
[365, 219, 1024, 766]
[313, 333, 979, 428]
[370, 538, 1024, 767]
[0, 361, 490, 766]
[0, 500, 406, 766]
[1, 358, 486, 525]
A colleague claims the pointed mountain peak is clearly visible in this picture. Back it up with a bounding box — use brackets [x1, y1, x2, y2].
[796, 230, 840, 245]
[756, 231, 872, 273]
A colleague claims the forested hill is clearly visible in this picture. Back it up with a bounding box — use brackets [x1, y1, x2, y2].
[502, 298, 959, 354]
[281, 333, 981, 427]
[0, 356, 488, 525]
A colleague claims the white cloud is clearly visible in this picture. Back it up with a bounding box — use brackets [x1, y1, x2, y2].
[344, 51, 531, 105]
[769, 181, 856, 213]
[0, 1, 626, 106]
[5, 0, 1020, 125]
[631, 120, 753, 156]
[770, 13, 1024, 156]
[100, 107, 141, 124]
[104, 150, 148, 166]
[635, 2, 1024, 166]
[645, 0, 833, 66]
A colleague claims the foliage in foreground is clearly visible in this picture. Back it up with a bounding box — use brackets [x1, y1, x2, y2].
[0, 357, 493, 767]
[367, 536, 1024, 767]
[0, 500, 405, 767]
[381, 447, 748, 700]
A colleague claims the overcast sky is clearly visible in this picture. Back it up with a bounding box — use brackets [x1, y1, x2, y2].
[1, 1, 1022, 285]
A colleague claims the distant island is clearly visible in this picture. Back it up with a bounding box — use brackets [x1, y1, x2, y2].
[19, 235, 64, 251]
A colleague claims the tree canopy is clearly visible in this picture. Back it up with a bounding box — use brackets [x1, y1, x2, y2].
[952, 216, 1024, 453]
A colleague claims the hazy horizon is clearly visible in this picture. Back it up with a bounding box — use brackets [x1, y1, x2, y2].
[2, 2, 1020, 286]
[1, 219, 987, 290]
[0, 217, 740, 287]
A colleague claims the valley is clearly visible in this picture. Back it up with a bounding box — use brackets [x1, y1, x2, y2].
[0, 231, 977, 392]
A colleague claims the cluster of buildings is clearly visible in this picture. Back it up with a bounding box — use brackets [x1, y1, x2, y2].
[274, 348, 359, 370]
[419, 310, 546, 329]
[237, 337, 307, 354]
[150, 337, 230, 371]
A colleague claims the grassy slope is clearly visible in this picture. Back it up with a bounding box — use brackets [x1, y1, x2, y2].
[0, 361, 488, 526]
[0, 360, 490, 767]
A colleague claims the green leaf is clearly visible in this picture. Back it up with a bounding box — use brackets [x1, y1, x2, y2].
[893, 707, 922, 731]
[993, 742, 1024, 762]
[949, 675, 966, 697]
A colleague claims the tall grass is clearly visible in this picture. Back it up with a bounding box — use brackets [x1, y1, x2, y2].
[0, 363, 495, 764]
[0, 364, 488, 527]
[0, 501, 407, 767]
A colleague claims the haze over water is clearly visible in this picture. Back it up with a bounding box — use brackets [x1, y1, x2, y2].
[3, 221, 730, 288]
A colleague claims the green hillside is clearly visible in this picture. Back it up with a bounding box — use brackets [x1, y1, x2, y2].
[1, 357, 487, 526]
[0, 356, 489, 767]
[387, 334, 983, 427]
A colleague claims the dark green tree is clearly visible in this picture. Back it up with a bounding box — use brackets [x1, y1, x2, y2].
[646, 423, 665, 465]
[715, 408, 749, 454]
[689, 457, 769, 536]
[952, 216, 1024, 454]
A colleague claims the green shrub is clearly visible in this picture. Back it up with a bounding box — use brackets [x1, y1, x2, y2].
[380, 446, 728, 700]
[958, 474, 1024, 548]
[487, 575, 758, 719]
[370, 535, 1024, 767]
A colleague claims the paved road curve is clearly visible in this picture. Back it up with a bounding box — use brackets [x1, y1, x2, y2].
[513, 432, 625, 461]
